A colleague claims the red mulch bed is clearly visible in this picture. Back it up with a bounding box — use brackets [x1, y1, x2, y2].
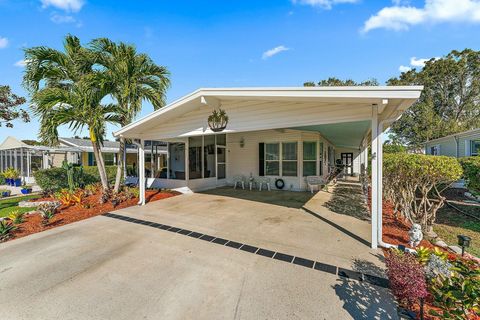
[8, 190, 178, 242]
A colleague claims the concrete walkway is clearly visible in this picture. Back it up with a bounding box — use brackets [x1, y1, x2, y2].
[0, 185, 397, 320]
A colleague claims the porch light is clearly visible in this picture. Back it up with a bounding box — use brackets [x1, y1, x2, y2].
[208, 108, 229, 132]
[457, 235, 471, 256]
[240, 137, 245, 148]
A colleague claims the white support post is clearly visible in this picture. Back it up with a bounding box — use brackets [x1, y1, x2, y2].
[166, 142, 170, 179]
[10, 150, 13, 168]
[20, 148, 24, 178]
[370, 104, 379, 249]
[27, 151, 31, 179]
[138, 139, 146, 206]
[14, 149, 18, 171]
[0, 150, 3, 172]
[377, 125, 384, 245]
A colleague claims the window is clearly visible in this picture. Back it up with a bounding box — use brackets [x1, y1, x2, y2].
[282, 142, 298, 176]
[87, 152, 115, 166]
[188, 136, 203, 179]
[303, 141, 317, 176]
[203, 135, 216, 178]
[471, 140, 480, 156]
[319, 142, 324, 176]
[430, 145, 439, 156]
[265, 143, 279, 175]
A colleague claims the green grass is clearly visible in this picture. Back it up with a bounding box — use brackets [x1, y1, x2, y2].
[434, 204, 480, 257]
[0, 195, 41, 218]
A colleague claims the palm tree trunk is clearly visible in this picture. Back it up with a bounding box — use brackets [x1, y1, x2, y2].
[113, 137, 125, 193]
[90, 129, 109, 190]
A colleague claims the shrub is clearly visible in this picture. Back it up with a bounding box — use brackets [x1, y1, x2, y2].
[34, 168, 70, 194]
[7, 210, 26, 224]
[383, 154, 463, 232]
[429, 258, 480, 319]
[385, 249, 429, 308]
[0, 220, 16, 242]
[37, 202, 59, 225]
[459, 157, 480, 193]
[0, 173, 5, 185]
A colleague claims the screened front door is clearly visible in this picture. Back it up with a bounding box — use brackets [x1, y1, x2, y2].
[341, 153, 353, 175]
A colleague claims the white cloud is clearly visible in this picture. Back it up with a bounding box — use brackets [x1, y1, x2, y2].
[41, 0, 84, 12]
[14, 59, 27, 67]
[0, 36, 8, 49]
[262, 45, 290, 60]
[410, 56, 430, 67]
[292, 0, 358, 10]
[399, 65, 412, 72]
[363, 0, 480, 32]
[50, 13, 76, 23]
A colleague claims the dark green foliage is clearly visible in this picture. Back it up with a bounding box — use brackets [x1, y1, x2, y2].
[0, 220, 16, 242]
[34, 165, 120, 193]
[0, 173, 5, 185]
[0, 85, 29, 128]
[458, 157, 480, 193]
[388, 49, 480, 147]
[303, 77, 379, 87]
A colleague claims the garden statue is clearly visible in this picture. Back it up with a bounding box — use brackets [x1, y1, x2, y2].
[408, 223, 423, 248]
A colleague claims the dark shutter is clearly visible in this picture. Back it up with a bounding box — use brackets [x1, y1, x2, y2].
[259, 143, 265, 176]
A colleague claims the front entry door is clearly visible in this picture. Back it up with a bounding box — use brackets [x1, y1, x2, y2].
[341, 153, 353, 176]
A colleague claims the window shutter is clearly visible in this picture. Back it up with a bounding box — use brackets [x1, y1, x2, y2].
[259, 143, 265, 176]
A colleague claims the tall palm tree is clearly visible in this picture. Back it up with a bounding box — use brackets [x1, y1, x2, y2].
[90, 38, 170, 193]
[23, 35, 119, 190]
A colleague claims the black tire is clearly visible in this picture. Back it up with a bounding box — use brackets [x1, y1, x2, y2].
[275, 178, 285, 189]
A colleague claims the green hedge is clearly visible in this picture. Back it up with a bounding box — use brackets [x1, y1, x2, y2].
[459, 157, 480, 193]
[0, 173, 4, 185]
[34, 165, 121, 193]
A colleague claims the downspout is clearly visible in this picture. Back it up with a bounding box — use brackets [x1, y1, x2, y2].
[376, 115, 415, 253]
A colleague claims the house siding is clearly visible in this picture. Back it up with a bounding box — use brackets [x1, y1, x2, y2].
[425, 129, 480, 157]
[226, 129, 338, 191]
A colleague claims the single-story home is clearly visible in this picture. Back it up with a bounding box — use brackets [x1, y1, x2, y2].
[425, 128, 480, 157]
[0, 136, 167, 182]
[113, 86, 423, 249]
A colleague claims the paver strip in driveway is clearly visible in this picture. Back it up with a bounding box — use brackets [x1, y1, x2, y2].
[0, 192, 398, 320]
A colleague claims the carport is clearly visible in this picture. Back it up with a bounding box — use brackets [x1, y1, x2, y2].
[114, 86, 423, 249]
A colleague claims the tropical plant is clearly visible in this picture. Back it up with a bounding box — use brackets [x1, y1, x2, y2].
[23, 35, 122, 190]
[383, 153, 463, 233]
[37, 202, 59, 225]
[0, 85, 29, 128]
[3, 167, 19, 180]
[0, 220, 16, 242]
[54, 189, 84, 206]
[429, 258, 480, 319]
[90, 38, 170, 193]
[7, 210, 26, 224]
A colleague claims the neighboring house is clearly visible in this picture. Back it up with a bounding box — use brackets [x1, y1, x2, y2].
[113, 86, 423, 249]
[425, 128, 480, 157]
[0, 136, 167, 182]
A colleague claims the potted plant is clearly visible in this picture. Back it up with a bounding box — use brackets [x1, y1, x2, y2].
[3, 168, 20, 186]
[0, 189, 11, 197]
[21, 186, 33, 194]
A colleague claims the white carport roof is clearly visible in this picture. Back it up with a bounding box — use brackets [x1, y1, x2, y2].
[0, 136, 30, 150]
[113, 86, 423, 140]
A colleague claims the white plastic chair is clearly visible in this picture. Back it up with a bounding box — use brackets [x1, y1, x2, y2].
[233, 175, 246, 190]
[258, 177, 271, 191]
[306, 176, 326, 194]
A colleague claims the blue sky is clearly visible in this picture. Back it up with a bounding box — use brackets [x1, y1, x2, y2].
[1, 0, 480, 141]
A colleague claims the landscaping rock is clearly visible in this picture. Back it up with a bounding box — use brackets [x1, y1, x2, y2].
[448, 245, 463, 254]
[18, 200, 59, 208]
[435, 240, 448, 248]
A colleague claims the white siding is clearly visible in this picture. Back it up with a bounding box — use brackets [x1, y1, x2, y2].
[226, 129, 334, 191]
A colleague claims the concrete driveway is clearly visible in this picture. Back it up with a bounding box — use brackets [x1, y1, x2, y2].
[0, 187, 397, 320]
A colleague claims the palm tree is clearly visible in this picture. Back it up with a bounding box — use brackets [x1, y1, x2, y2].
[23, 35, 119, 190]
[90, 38, 170, 193]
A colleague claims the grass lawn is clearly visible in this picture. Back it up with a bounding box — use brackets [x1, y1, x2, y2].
[0, 195, 40, 218]
[434, 203, 480, 257]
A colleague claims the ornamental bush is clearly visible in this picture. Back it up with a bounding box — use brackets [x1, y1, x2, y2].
[34, 166, 121, 193]
[383, 153, 463, 233]
[385, 250, 428, 307]
[458, 157, 480, 193]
